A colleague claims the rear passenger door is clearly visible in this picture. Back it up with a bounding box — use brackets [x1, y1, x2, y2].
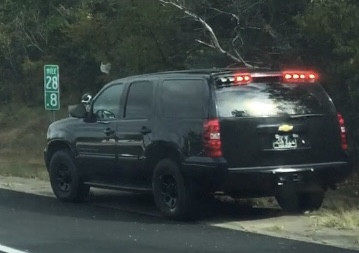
[157, 78, 209, 157]
[116, 80, 155, 186]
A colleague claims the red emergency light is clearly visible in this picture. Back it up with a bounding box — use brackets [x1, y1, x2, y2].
[282, 71, 318, 83]
[233, 73, 252, 85]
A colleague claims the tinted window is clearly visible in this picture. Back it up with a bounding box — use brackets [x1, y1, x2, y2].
[161, 79, 208, 118]
[216, 82, 334, 118]
[125, 81, 153, 119]
[92, 84, 124, 120]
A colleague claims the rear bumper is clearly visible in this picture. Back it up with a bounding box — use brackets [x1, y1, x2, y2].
[182, 159, 352, 196]
[224, 161, 351, 196]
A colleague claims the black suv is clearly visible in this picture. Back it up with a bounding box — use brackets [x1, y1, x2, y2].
[44, 69, 351, 219]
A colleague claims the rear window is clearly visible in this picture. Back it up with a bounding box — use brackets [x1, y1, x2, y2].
[215, 82, 335, 118]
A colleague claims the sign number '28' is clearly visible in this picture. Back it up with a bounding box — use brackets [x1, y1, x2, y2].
[44, 65, 60, 110]
[45, 76, 59, 90]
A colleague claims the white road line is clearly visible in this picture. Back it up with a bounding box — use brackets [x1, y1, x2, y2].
[0, 244, 28, 253]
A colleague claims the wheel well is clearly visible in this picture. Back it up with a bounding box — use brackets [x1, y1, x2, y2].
[45, 141, 72, 169]
[146, 142, 182, 175]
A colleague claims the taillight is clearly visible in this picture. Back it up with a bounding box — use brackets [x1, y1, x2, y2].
[337, 113, 348, 151]
[203, 118, 222, 158]
[282, 70, 318, 83]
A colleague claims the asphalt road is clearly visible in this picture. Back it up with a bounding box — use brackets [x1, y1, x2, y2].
[0, 189, 355, 253]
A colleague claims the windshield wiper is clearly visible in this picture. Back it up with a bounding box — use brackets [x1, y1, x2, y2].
[289, 113, 324, 119]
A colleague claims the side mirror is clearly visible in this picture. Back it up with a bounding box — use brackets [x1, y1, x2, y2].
[81, 93, 92, 104]
[81, 93, 92, 113]
[68, 104, 87, 118]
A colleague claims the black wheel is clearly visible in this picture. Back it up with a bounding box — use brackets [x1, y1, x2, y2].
[276, 188, 324, 213]
[152, 159, 197, 220]
[49, 149, 90, 202]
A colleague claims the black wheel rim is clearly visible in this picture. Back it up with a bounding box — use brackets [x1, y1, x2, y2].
[55, 164, 72, 193]
[159, 175, 178, 210]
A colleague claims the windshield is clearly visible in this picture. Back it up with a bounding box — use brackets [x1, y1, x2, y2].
[215, 82, 335, 118]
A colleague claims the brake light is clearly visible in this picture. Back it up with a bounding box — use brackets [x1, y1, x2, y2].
[234, 73, 252, 85]
[282, 71, 318, 83]
[203, 119, 222, 158]
[337, 113, 348, 151]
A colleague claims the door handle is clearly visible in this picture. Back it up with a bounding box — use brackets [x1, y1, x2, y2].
[104, 128, 115, 136]
[140, 126, 151, 135]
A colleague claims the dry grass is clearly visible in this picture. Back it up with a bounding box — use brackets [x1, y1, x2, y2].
[250, 197, 279, 209]
[267, 225, 285, 232]
[313, 208, 359, 230]
[0, 104, 67, 180]
[0, 159, 48, 180]
[247, 175, 359, 231]
[311, 185, 359, 230]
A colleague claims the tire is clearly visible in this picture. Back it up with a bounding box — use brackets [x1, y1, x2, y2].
[152, 159, 197, 220]
[49, 149, 90, 202]
[276, 188, 324, 213]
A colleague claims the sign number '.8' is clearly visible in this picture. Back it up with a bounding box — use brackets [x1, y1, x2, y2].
[50, 93, 58, 107]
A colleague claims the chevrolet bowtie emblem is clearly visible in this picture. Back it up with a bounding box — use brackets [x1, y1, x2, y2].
[278, 124, 294, 132]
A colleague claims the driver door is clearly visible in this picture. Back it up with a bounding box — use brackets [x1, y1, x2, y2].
[76, 83, 125, 182]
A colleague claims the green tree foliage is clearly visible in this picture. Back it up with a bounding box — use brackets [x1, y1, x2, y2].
[160, 0, 310, 67]
[294, 0, 359, 157]
[0, 0, 199, 102]
[66, 0, 192, 78]
[0, 0, 77, 103]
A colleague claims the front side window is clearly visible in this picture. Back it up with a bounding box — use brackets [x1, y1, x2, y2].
[161, 79, 208, 119]
[125, 81, 154, 119]
[92, 83, 124, 120]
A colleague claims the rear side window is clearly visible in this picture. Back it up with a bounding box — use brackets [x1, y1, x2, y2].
[161, 79, 208, 119]
[125, 81, 154, 119]
[216, 82, 335, 118]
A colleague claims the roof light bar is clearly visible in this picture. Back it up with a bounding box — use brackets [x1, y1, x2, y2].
[282, 71, 318, 83]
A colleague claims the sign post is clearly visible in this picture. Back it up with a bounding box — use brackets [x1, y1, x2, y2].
[44, 65, 60, 122]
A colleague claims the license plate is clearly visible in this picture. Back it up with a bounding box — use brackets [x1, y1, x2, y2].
[273, 134, 298, 150]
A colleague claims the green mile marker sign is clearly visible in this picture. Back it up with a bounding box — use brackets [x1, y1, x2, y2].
[44, 65, 60, 111]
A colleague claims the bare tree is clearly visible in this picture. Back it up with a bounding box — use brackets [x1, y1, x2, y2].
[159, 0, 254, 68]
